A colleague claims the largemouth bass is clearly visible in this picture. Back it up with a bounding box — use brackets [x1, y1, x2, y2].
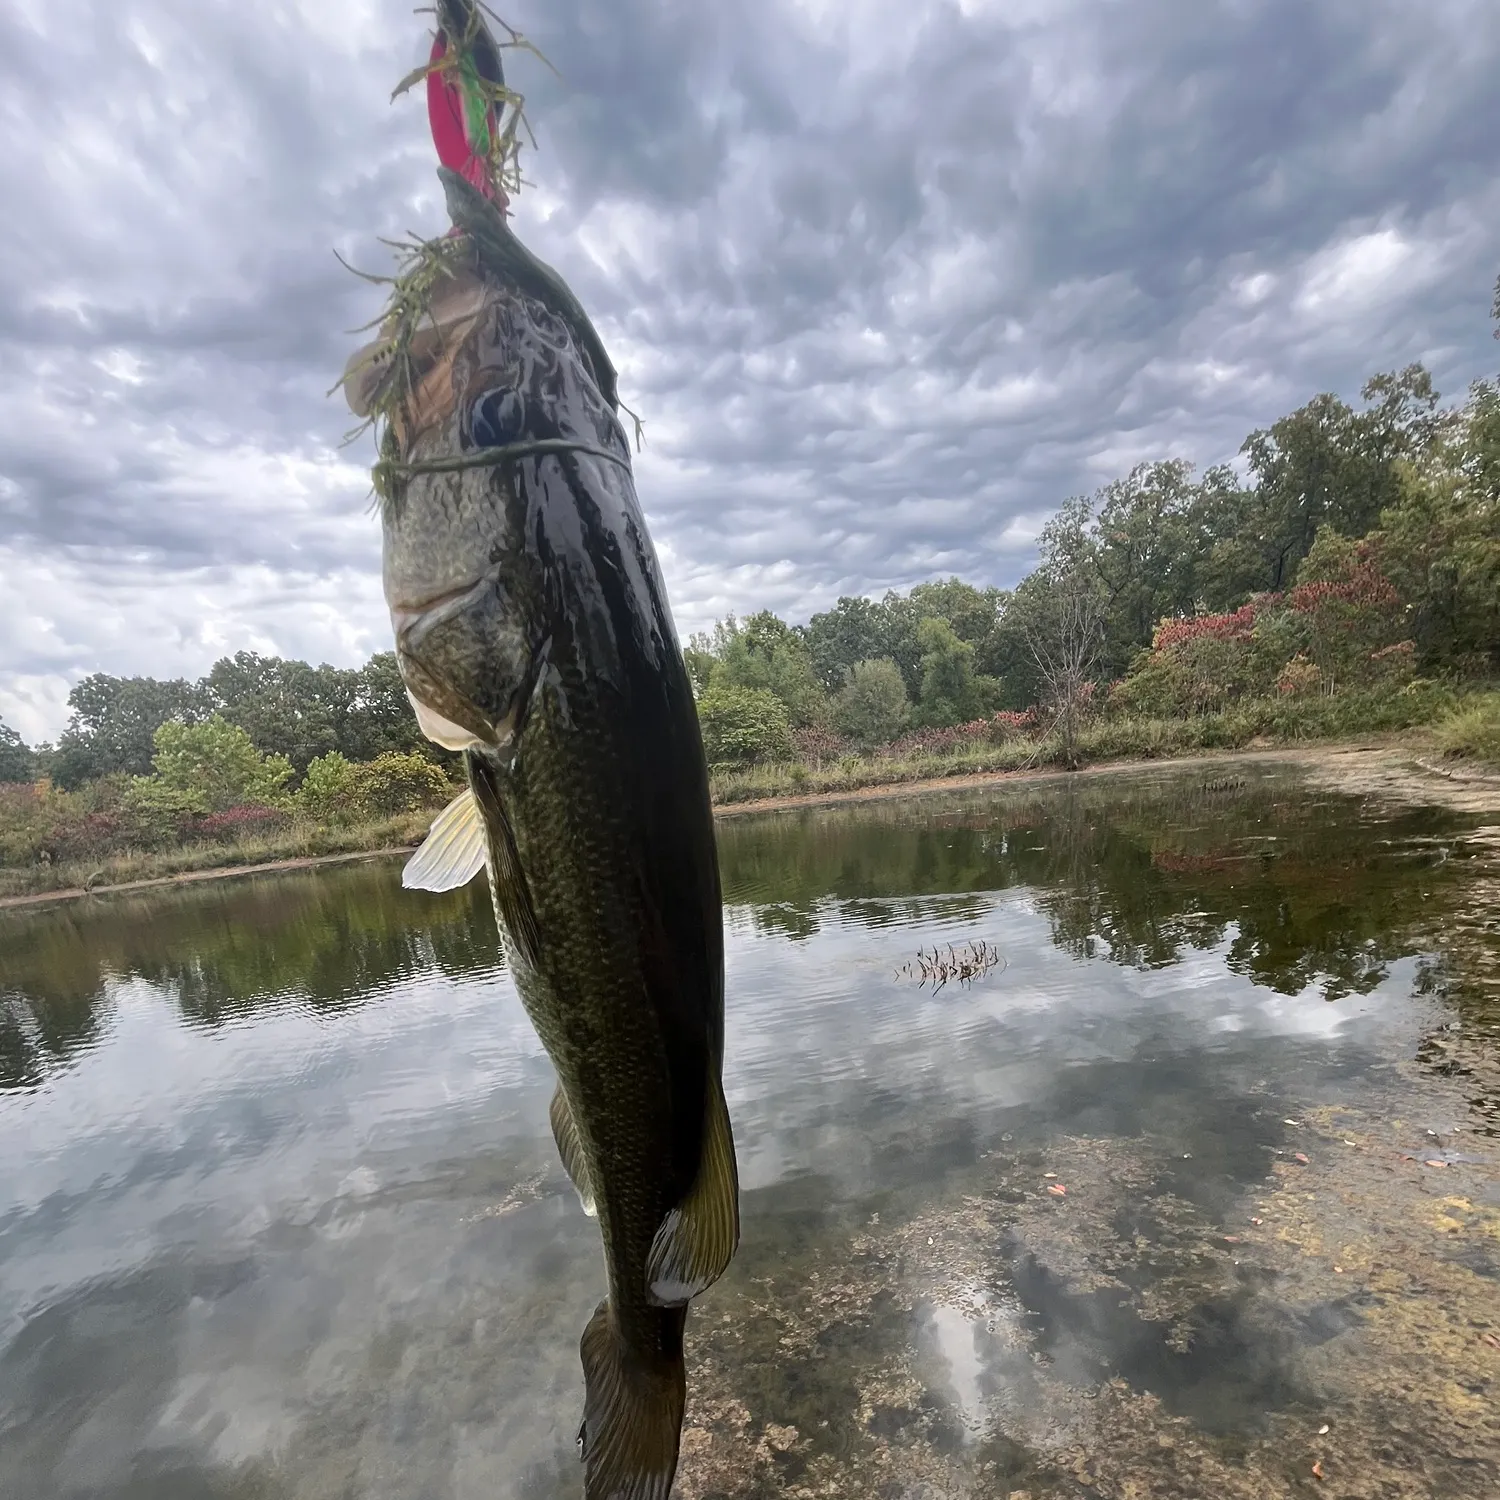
[343, 13, 739, 1496]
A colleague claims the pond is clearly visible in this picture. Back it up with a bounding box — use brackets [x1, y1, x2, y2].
[2, 763, 1497, 1499]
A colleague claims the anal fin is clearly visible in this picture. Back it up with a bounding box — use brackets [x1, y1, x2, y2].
[402, 788, 487, 891]
[549, 1082, 596, 1217]
[646, 1069, 740, 1306]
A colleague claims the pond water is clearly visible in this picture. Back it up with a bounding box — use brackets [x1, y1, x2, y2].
[2, 763, 1498, 1499]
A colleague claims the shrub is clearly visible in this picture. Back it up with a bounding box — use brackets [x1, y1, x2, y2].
[791, 726, 847, 769]
[884, 719, 992, 759]
[298, 751, 362, 822]
[151, 714, 294, 811]
[120, 777, 210, 848]
[989, 709, 1040, 741]
[193, 805, 292, 842]
[352, 751, 453, 817]
[834, 659, 910, 749]
[1368, 640, 1418, 687]
[696, 685, 794, 769]
[1275, 654, 1322, 699]
[0, 719, 33, 784]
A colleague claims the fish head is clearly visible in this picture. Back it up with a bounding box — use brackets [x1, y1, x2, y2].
[380, 280, 633, 753]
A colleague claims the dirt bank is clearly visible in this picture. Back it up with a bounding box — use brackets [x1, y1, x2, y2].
[715, 739, 1500, 820]
[0, 846, 416, 911]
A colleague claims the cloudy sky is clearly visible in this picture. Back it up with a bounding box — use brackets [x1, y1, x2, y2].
[1, 0, 1497, 742]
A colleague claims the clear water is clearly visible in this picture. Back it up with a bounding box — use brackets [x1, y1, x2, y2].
[2, 764, 1496, 1499]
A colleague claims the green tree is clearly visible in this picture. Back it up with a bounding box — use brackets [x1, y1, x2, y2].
[51, 674, 208, 787]
[834, 658, 910, 749]
[913, 618, 999, 727]
[807, 589, 983, 701]
[906, 578, 1008, 676]
[352, 751, 453, 817]
[872, 592, 926, 699]
[1092, 460, 1206, 674]
[343, 652, 434, 762]
[204, 649, 439, 770]
[298, 751, 362, 823]
[683, 644, 719, 697]
[1374, 435, 1499, 675]
[150, 715, 294, 812]
[204, 652, 349, 773]
[1205, 366, 1443, 605]
[804, 596, 896, 694]
[0, 719, 33, 783]
[694, 685, 794, 769]
[696, 612, 829, 727]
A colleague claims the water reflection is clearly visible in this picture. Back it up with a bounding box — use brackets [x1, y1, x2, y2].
[718, 767, 1476, 997]
[4, 767, 1477, 1099]
[0, 764, 1495, 1499]
[1, 868, 500, 1092]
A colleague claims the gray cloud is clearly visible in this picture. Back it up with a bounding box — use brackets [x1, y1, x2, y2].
[1, 0, 1497, 740]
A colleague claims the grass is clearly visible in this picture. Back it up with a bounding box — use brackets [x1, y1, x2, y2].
[709, 684, 1476, 806]
[1433, 694, 1500, 771]
[0, 811, 433, 901]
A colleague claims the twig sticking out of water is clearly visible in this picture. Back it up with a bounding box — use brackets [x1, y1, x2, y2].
[896, 940, 1007, 994]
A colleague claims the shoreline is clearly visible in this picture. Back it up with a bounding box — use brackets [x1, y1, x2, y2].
[4, 738, 1496, 912]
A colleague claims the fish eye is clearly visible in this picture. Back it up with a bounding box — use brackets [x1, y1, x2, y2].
[469, 388, 525, 449]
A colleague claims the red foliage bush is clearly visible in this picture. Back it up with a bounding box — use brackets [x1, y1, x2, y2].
[49, 810, 127, 860]
[1288, 542, 1399, 615]
[883, 710, 1039, 758]
[1152, 598, 1275, 653]
[990, 708, 1040, 738]
[791, 726, 848, 765]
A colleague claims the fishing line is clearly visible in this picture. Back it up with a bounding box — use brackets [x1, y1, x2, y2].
[375, 437, 632, 489]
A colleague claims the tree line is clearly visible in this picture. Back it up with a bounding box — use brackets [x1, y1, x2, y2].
[686, 312, 1497, 763]
[2, 278, 1497, 787]
[0, 651, 432, 789]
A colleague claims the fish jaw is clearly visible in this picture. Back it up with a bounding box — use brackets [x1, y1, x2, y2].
[386, 587, 533, 755]
[405, 688, 486, 752]
[381, 437, 541, 753]
[385, 576, 505, 750]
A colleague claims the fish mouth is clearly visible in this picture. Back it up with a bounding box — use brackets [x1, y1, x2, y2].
[389, 575, 501, 750]
[389, 575, 493, 652]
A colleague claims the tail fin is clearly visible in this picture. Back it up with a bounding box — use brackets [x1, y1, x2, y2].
[577, 1300, 686, 1500]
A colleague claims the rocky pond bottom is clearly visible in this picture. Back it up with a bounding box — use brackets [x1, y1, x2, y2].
[2, 762, 1497, 1499]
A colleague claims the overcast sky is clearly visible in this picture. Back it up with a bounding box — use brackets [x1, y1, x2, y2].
[1, 0, 1496, 742]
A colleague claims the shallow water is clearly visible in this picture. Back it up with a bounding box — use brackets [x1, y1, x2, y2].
[2, 764, 1497, 1498]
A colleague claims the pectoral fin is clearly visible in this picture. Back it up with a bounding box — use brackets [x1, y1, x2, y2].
[646, 1070, 740, 1306]
[402, 788, 487, 891]
[549, 1082, 596, 1217]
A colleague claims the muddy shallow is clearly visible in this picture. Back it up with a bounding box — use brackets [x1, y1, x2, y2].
[2, 761, 1497, 1499]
